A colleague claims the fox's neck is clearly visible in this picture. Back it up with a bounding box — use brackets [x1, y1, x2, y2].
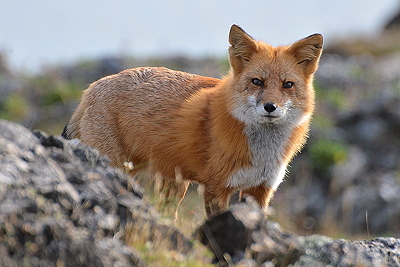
[233, 122, 294, 189]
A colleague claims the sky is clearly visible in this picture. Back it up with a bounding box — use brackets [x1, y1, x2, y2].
[0, 0, 398, 72]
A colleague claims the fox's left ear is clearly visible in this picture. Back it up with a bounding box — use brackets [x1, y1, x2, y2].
[288, 34, 323, 75]
[228, 25, 258, 74]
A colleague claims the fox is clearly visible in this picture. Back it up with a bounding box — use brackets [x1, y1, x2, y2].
[62, 25, 323, 218]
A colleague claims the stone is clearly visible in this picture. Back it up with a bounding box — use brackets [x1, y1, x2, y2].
[0, 119, 191, 266]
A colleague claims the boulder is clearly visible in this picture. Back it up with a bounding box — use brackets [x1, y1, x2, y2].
[0, 119, 191, 267]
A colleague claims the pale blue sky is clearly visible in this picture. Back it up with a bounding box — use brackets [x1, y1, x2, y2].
[0, 0, 398, 72]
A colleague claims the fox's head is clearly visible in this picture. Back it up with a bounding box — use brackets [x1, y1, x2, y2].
[227, 25, 323, 126]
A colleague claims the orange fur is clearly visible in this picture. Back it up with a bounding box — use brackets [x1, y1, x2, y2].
[63, 25, 323, 218]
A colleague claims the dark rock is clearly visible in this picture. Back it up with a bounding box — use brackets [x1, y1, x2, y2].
[197, 211, 250, 263]
[34, 131, 64, 148]
[0, 119, 191, 267]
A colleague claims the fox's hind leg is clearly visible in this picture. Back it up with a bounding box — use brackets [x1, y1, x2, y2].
[203, 185, 235, 218]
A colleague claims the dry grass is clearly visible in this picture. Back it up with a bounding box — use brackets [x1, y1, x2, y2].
[126, 216, 214, 267]
[124, 171, 214, 266]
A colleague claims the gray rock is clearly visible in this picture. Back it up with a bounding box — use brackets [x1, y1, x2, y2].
[0, 119, 191, 267]
[296, 237, 400, 267]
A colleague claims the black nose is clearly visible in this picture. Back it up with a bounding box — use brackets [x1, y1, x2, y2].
[264, 102, 277, 113]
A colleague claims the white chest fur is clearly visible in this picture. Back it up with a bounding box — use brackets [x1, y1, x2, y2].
[227, 123, 293, 190]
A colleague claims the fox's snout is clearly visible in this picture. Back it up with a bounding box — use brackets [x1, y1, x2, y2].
[264, 102, 277, 113]
[263, 102, 281, 122]
[261, 101, 288, 123]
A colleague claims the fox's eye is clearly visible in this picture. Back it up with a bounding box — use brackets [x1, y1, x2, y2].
[251, 78, 264, 86]
[283, 81, 294, 89]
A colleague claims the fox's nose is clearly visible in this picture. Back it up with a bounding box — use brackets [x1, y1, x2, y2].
[264, 102, 277, 113]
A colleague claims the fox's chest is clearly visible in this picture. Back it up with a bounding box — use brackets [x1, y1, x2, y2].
[227, 125, 291, 190]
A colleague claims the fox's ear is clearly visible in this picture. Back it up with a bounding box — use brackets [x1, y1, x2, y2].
[228, 25, 258, 74]
[288, 34, 323, 75]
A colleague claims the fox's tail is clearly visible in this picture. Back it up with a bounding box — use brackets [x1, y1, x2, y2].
[61, 104, 85, 139]
[61, 124, 71, 139]
[61, 119, 80, 140]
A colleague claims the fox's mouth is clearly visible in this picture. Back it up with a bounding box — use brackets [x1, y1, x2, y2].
[263, 115, 281, 122]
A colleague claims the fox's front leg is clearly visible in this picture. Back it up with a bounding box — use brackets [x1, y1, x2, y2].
[203, 185, 235, 218]
[241, 184, 275, 213]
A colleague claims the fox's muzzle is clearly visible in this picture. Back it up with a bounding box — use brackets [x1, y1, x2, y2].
[264, 102, 277, 113]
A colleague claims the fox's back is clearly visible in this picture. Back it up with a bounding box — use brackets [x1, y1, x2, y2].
[105, 67, 219, 134]
[89, 67, 218, 114]
[68, 67, 220, 166]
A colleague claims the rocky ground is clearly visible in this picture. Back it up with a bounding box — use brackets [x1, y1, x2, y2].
[1, 119, 399, 266]
[199, 198, 400, 266]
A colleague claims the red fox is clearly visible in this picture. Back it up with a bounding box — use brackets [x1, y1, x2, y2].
[62, 25, 323, 217]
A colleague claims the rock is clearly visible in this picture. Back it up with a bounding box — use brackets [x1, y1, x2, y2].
[197, 210, 251, 263]
[296, 237, 400, 267]
[0, 119, 191, 267]
[197, 198, 400, 266]
[197, 198, 304, 266]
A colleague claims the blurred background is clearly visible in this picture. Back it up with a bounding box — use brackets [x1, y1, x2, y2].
[0, 0, 398, 72]
[1, 0, 400, 238]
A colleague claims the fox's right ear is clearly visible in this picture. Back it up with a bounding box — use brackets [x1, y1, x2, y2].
[288, 34, 323, 75]
[228, 25, 258, 74]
